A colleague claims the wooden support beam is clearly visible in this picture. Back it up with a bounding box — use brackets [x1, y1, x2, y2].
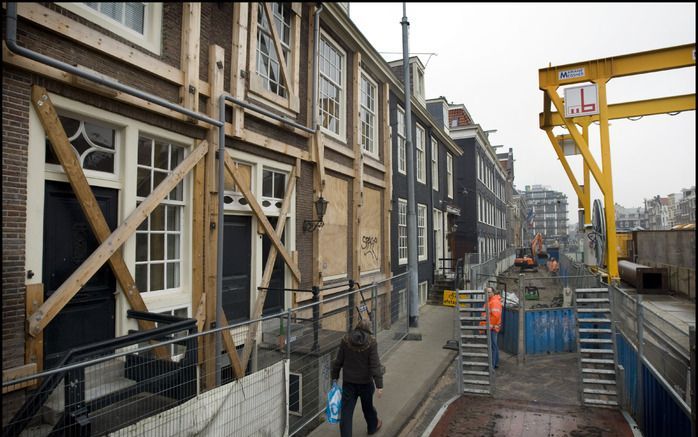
[203, 44, 225, 389]
[239, 164, 298, 370]
[2, 364, 38, 394]
[27, 140, 209, 338]
[352, 52, 363, 281]
[230, 3, 249, 137]
[262, 3, 296, 109]
[218, 312, 245, 379]
[223, 151, 302, 281]
[25, 283, 43, 381]
[381, 83, 392, 276]
[30, 86, 169, 359]
[192, 159, 205, 365]
[180, 3, 201, 114]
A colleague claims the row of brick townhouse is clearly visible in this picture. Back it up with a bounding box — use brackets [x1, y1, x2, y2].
[1, 2, 521, 430]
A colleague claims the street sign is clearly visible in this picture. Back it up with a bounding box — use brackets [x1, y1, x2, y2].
[443, 290, 456, 307]
[564, 84, 599, 118]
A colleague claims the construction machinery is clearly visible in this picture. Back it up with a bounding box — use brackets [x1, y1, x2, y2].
[514, 233, 547, 271]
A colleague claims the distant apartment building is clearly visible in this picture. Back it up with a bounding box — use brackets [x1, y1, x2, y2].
[521, 185, 569, 244]
[614, 203, 648, 231]
[645, 186, 696, 229]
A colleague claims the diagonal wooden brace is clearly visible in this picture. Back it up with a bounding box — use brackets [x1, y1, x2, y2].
[30, 86, 170, 359]
[239, 164, 298, 370]
[27, 139, 209, 337]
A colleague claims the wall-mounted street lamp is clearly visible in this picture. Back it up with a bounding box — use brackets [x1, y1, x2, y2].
[303, 196, 329, 232]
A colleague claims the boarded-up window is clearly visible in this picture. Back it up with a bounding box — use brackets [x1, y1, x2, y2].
[320, 176, 348, 278]
[360, 187, 381, 273]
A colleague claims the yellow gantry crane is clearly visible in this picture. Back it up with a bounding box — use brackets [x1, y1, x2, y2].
[538, 43, 696, 282]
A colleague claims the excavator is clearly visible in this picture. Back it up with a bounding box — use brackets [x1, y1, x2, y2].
[514, 233, 545, 271]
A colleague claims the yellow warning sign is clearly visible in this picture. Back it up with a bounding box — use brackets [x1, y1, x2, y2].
[443, 290, 456, 307]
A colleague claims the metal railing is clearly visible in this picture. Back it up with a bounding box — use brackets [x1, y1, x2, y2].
[2, 274, 409, 437]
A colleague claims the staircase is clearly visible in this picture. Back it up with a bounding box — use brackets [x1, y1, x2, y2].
[456, 290, 493, 395]
[573, 287, 619, 408]
[428, 277, 456, 305]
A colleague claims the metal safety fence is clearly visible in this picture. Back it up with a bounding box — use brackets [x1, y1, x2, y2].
[2, 273, 409, 437]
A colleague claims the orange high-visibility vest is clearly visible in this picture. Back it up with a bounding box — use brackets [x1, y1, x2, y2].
[480, 294, 503, 333]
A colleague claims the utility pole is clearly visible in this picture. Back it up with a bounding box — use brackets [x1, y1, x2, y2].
[402, 3, 419, 331]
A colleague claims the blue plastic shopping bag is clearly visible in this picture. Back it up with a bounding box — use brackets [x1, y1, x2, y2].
[326, 382, 342, 424]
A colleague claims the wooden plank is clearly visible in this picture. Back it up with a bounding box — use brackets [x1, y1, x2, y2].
[223, 151, 301, 281]
[230, 125, 309, 161]
[17, 3, 189, 88]
[289, 6, 302, 111]
[30, 86, 169, 359]
[191, 160, 205, 332]
[3, 43, 195, 124]
[180, 3, 201, 113]
[262, 3, 294, 106]
[219, 312, 245, 379]
[195, 293, 206, 334]
[352, 52, 363, 280]
[240, 165, 298, 370]
[2, 364, 38, 394]
[27, 140, 209, 337]
[203, 45, 225, 389]
[25, 283, 43, 382]
[381, 83, 392, 275]
[230, 2, 249, 136]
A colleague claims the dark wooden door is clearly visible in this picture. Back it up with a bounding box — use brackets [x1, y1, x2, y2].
[261, 217, 285, 316]
[43, 181, 117, 368]
[222, 215, 252, 324]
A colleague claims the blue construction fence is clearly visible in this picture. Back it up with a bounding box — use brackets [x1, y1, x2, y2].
[498, 307, 576, 355]
[616, 333, 692, 437]
[498, 307, 692, 437]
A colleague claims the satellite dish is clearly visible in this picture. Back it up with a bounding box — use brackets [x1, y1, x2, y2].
[591, 199, 606, 266]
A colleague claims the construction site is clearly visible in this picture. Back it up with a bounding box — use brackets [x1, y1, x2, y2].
[1, 3, 695, 437]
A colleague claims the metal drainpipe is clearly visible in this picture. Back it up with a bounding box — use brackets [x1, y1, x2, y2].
[401, 3, 419, 329]
[312, 3, 324, 130]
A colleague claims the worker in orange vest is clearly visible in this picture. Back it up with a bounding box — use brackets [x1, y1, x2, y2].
[479, 287, 503, 369]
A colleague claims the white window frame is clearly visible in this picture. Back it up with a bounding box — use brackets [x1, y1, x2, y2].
[248, 2, 302, 113]
[397, 106, 406, 175]
[431, 137, 439, 191]
[398, 198, 408, 265]
[433, 208, 443, 264]
[416, 124, 426, 184]
[417, 203, 427, 261]
[26, 92, 194, 338]
[318, 31, 346, 142]
[57, 2, 163, 55]
[446, 153, 453, 199]
[359, 71, 379, 157]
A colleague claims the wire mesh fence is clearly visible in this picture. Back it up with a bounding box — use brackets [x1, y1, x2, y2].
[2, 273, 409, 437]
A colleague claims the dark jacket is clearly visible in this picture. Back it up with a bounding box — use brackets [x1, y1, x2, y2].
[331, 321, 384, 388]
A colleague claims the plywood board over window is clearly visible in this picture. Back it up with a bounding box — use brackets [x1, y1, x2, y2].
[360, 187, 381, 274]
[320, 175, 348, 281]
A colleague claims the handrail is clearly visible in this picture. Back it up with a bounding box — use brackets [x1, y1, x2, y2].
[3, 312, 195, 437]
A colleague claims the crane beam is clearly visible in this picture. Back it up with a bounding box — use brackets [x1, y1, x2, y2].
[539, 43, 695, 88]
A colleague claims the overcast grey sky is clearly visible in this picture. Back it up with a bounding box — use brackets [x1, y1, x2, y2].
[349, 2, 696, 225]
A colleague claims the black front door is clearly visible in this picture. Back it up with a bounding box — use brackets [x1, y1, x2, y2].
[261, 217, 286, 316]
[43, 181, 118, 369]
[222, 215, 252, 324]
